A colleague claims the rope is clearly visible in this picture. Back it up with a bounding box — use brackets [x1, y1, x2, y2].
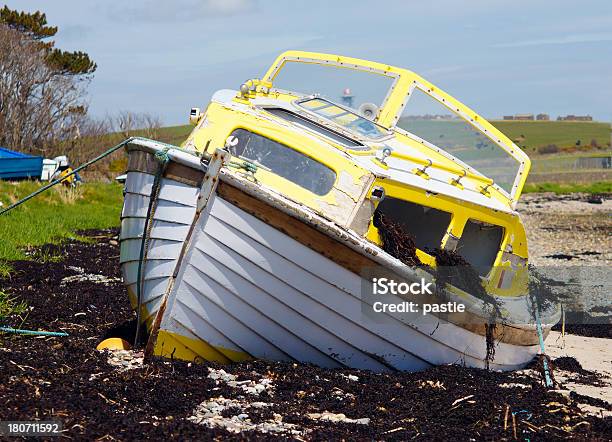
[134, 148, 170, 347]
[0, 326, 68, 337]
[0, 137, 135, 217]
[228, 159, 257, 174]
[534, 305, 553, 387]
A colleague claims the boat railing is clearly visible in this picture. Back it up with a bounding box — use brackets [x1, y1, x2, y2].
[387, 150, 495, 187]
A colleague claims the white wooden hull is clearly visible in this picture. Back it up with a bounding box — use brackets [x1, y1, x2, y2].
[120, 140, 557, 372]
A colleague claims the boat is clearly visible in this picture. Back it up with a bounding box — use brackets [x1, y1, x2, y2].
[0, 146, 43, 180]
[119, 51, 560, 371]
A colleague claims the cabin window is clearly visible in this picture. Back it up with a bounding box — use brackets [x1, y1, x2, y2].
[456, 220, 504, 276]
[297, 98, 390, 140]
[227, 128, 336, 196]
[375, 197, 451, 250]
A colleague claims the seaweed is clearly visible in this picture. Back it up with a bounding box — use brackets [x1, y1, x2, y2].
[372, 211, 419, 267]
[373, 210, 502, 369]
[527, 265, 568, 320]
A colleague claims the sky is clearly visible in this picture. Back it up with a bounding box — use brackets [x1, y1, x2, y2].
[4, 0, 612, 125]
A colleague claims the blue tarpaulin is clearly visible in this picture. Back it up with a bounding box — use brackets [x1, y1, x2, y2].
[0, 147, 43, 180]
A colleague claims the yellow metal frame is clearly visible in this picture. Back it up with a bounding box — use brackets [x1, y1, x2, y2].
[262, 50, 531, 203]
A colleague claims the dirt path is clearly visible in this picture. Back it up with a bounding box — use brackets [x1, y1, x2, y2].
[0, 229, 610, 439]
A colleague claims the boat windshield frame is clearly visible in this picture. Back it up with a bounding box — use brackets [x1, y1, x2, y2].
[262, 51, 532, 204]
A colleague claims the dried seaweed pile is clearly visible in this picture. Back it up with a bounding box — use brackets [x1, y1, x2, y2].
[527, 264, 570, 315]
[372, 211, 419, 267]
[0, 230, 610, 440]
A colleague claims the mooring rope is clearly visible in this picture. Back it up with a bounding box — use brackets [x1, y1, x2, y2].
[0, 138, 137, 217]
[0, 137, 176, 348]
[534, 305, 553, 387]
[228, 159, 258, 174]
[133, 148, 170, 348]
[0, 326, 68, 337]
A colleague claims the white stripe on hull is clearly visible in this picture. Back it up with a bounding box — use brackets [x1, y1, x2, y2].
[124, 171, 199, 206]
[120, 218, 192, 242]
[122, 193, 196, 223]
[120, 171, 200, 320]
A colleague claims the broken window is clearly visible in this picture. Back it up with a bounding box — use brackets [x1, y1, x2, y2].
[227, 128, 336, 196]
[456, 219, 504, 276]
[375, 197, 451, 251]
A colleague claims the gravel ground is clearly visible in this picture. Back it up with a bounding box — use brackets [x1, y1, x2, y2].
[518, 193, 611, 336]
[0, 221, 610, 440]
[517, 193, 611, 267]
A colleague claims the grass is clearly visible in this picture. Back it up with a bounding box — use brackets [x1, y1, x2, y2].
[0, 181, 123, 274]
[0, 290, 28, 326]
[152, 124, 193, 146]
[529, 151, 612, 174]
[162, 121, 611, 153]
[522, 181, 612, 194]
[490, 120, 610, 151]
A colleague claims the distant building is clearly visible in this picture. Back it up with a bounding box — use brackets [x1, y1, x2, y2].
[514, 113, 534, 121]
[536, 113, 550, 121]
[503, 115, 514, 120]
[557, 114, 593, 121]
[340, 88, 354, 108]
[403, 114, 455, 120]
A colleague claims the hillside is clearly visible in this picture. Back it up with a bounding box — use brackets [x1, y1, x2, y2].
[490, 120, 610, 151]
[152, 121, 611, 185]
[163, 121, 611, 152]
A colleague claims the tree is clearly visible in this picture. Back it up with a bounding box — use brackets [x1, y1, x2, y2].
[0, 6, 96, 154]
[0, 6, 96, 75]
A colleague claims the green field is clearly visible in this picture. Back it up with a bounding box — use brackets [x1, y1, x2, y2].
[0, 182, 122, 276]
[522, 181, 612, 194]
[147, 124, 192, 146]
[397, 119, 610, 152]
[162, 120, 612, 154]
[490, 120, 610, 151]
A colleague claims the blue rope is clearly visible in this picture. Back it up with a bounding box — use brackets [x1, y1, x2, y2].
[0, 326, 68, 337]
[534, 306, 553, 387]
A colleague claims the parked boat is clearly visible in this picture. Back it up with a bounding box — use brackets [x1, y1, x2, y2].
[0, 147, 43, 180]
[119, 51, 559, 371]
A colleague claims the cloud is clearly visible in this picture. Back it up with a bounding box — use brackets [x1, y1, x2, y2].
[203, 0, 255, 15]
[421, 66, 466, 77]
[491, 32, 612, 48]
[57, 24, 91, 42]
[105, 0, 257, 23]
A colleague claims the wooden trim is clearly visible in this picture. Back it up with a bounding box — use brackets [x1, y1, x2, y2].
[127, 150, 158, 174]
[126, 150, 204, 186]
[164, 161, 203, 186]
[218, 181, 374, 275]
